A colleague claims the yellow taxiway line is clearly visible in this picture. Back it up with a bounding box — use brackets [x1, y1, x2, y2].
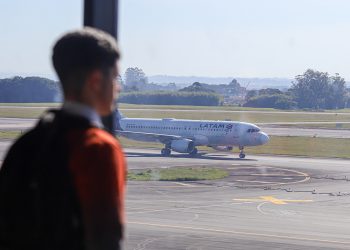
[233, 196, 313, 205]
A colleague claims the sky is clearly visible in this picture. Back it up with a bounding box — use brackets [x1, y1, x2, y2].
[1, 0, 350, 79]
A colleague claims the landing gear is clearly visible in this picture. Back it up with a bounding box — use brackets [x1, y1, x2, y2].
[161, 147, 171, 157]
[239, 146, 246, 159]
[189, 147, 198, 157]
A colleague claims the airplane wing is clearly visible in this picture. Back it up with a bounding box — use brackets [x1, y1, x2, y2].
[116, 130, 185, 144]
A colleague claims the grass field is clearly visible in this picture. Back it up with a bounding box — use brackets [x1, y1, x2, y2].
[0, 104, 349, 158]
[1, 106, 350, 123]
[0, 103, 277, 111]
[0, 102, 349, 112]
[119, 136, 350, 159]
[119, 103, 277, 112]
[119, 103, 350, 112]
[0, 108, 46, 118]
[2, 131, 347, 158]
[0, 103, 60, 107]
[247, 136, 350, 158]
[120, 109, 350, 123]
[272, 123, 350, 130]
[0, 131, 22, 139]
[121, 104, 350, 114]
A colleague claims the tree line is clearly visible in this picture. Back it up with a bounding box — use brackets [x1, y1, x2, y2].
[0, 76, 61, 102]
[244, 69, 349, 110]
[119, 91, 222, 106]
[1, 69, 349, 110]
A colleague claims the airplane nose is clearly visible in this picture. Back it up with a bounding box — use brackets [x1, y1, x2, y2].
[259, 132, 270, 145]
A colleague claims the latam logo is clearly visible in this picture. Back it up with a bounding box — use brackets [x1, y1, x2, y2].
[199, 123, 233, 129]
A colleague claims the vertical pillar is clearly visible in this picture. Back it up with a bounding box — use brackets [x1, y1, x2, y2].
[84, 0, 119, 134]
[84, 0, 118, 38]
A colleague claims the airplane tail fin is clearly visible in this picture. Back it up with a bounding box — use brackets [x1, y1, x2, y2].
[115, 109, 125, 131]
[115, 109, 125, 119]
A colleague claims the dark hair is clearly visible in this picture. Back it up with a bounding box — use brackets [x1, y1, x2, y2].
[52, 27, 120, 96]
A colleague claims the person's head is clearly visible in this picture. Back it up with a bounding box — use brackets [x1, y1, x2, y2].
[52, 27, 120, 116]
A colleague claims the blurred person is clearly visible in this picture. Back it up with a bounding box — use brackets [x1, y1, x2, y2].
[0, 28, 126, 250]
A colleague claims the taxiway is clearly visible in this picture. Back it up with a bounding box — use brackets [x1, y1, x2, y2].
[125, 148, 350, 249]
[1, 142, 350, 249]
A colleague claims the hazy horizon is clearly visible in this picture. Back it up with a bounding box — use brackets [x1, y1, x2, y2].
[1, 1, 350, 79]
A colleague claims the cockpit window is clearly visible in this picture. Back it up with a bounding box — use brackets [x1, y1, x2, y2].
[247, 128, 260, 133]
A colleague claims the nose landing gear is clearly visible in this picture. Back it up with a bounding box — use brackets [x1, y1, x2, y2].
[239, 146, 246, 159]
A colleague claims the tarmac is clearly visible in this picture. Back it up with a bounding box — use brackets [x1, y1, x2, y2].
[124, 148, 350, 250]
[1, 127, 350, 249]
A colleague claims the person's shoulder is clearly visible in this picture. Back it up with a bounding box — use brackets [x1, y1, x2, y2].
[1, 127, 46, 172]
[78, 128, 122, 151]
[86, 128, 117, 143]
[9, 127, 43, 151]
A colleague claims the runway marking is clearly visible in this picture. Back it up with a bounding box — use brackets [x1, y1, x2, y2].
[127, 202, 250, 215]
[128, 221, 350, 245]
[129, 185, 204, 188]
[129, 181, 205, 188]
[257, 202, 269, 215]
[229, 166, 310, 186]
[186, 214, 199, 223]
[233, 196, 313, 205]
[172, 182, 197, 187]
[249, 174, 305, 176]
[235, 180, 286, 184]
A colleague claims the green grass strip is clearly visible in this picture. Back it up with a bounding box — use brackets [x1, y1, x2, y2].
[120, 136, 350, 159]
[0, 131, 23, 139]
[247, 136, 350, 159]
[0, 108, 46, 118]
[0, 103, 60, 107]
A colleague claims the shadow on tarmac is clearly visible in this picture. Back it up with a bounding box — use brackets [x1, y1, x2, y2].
[126, 152, 257, 161]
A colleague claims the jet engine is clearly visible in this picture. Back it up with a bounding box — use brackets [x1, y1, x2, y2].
[171, 139, 195, 153]
[211, 146, 233, 151]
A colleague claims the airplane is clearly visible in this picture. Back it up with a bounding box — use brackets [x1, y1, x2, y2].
[115, 111, 269, 159]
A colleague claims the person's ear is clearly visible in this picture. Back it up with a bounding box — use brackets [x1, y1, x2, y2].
[86, 69, 103, 93]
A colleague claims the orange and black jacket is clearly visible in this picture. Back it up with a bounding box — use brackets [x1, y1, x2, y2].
[0, 110, 126, 250]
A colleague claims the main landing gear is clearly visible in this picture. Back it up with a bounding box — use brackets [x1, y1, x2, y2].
[189, 147, 198, 157]
[161, 147, 171, 156]
[160, 146, 198, 157]
[239, 146, 246, 159]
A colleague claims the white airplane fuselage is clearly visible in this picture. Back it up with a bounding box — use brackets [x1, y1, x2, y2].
[118, 117, 269, 157]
